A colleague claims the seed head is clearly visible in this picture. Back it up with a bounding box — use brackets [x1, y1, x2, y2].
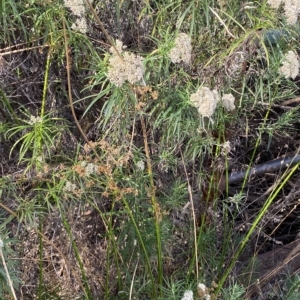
[267, 0, 283, 9]
[63, 181, 77, 192]
[221, 93, 235, 111]
[64, 0, 88, 33]
[267, 0, 300, 25]
[29, 115, 42, 125]
[169, 33, 192, 65]
[278, 50, 299, 79]
[136, 160, 145, 171]
[190, 87, 220, 117]
[107, 40, 144, 87]
[181, 290, 193, 300]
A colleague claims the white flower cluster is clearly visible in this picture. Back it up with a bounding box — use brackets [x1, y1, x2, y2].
[181, 290, 193, 300]
[64, 0, 88, 33]
[221, 93, 235, 111]
[169, 33, 192, 65]
[197, 283, 211, 300]
[181, 283, 211, 300]
[284, 0, 300, 24]
[190, 87, 220, 117]
[221, 140, 231, 156]
[267, 0, 300, 24]
[107, 40, 144, 87]
[136, 160, 145, 171]
[28, 115, 42, 125]
[71, 18, 88, 34]
[267, 0, 284, 8]
[81, 161, 98, 175]
[63, 181, 77, 192]
[190, 88, 236, 117]
[278, 50, 300, 79]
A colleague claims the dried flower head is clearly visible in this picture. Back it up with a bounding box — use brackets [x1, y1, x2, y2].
[63, 181, 77, 192]
[267, 0, 300, 24]
[278, 50, 299, 79]
[221, 141, 231, 156]
[197, 283, 211, 299]
[190, 87, 220, 117]
[71, 18, 88, 34]
[136, 160, 145, 171]
[284, 0, 300, 25]
[181, 290, 193, 300]
[267, 0, 283, 9]
[64, 0, 85, 15]
[109, 40, 124, 55]
[169, 33, 192, 65]
[107, 40, 144, 87]
[64, 0, 88, 33]
[29, 115, 42, 125]
[221, 93, 235, 111]
[82, 161, 98, 175]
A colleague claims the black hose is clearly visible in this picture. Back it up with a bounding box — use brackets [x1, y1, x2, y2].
[227, 154, 300, 185]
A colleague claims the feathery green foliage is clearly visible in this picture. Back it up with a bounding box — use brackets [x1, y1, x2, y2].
[0, 0, 299, 299]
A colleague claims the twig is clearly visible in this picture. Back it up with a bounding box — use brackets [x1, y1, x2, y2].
[0, 43, 49, 56]
[281, 96, 300, 106]
[0, 240, 17, 300]
[62, 14, 101, 161]
[180, 150, 199, 282]
[209, 7, 236, 38]
[84, 0, 123, 59]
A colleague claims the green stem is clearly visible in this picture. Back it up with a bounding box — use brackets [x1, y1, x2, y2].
[214, 162, 300, 296]
[121, 195, 156, 298]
